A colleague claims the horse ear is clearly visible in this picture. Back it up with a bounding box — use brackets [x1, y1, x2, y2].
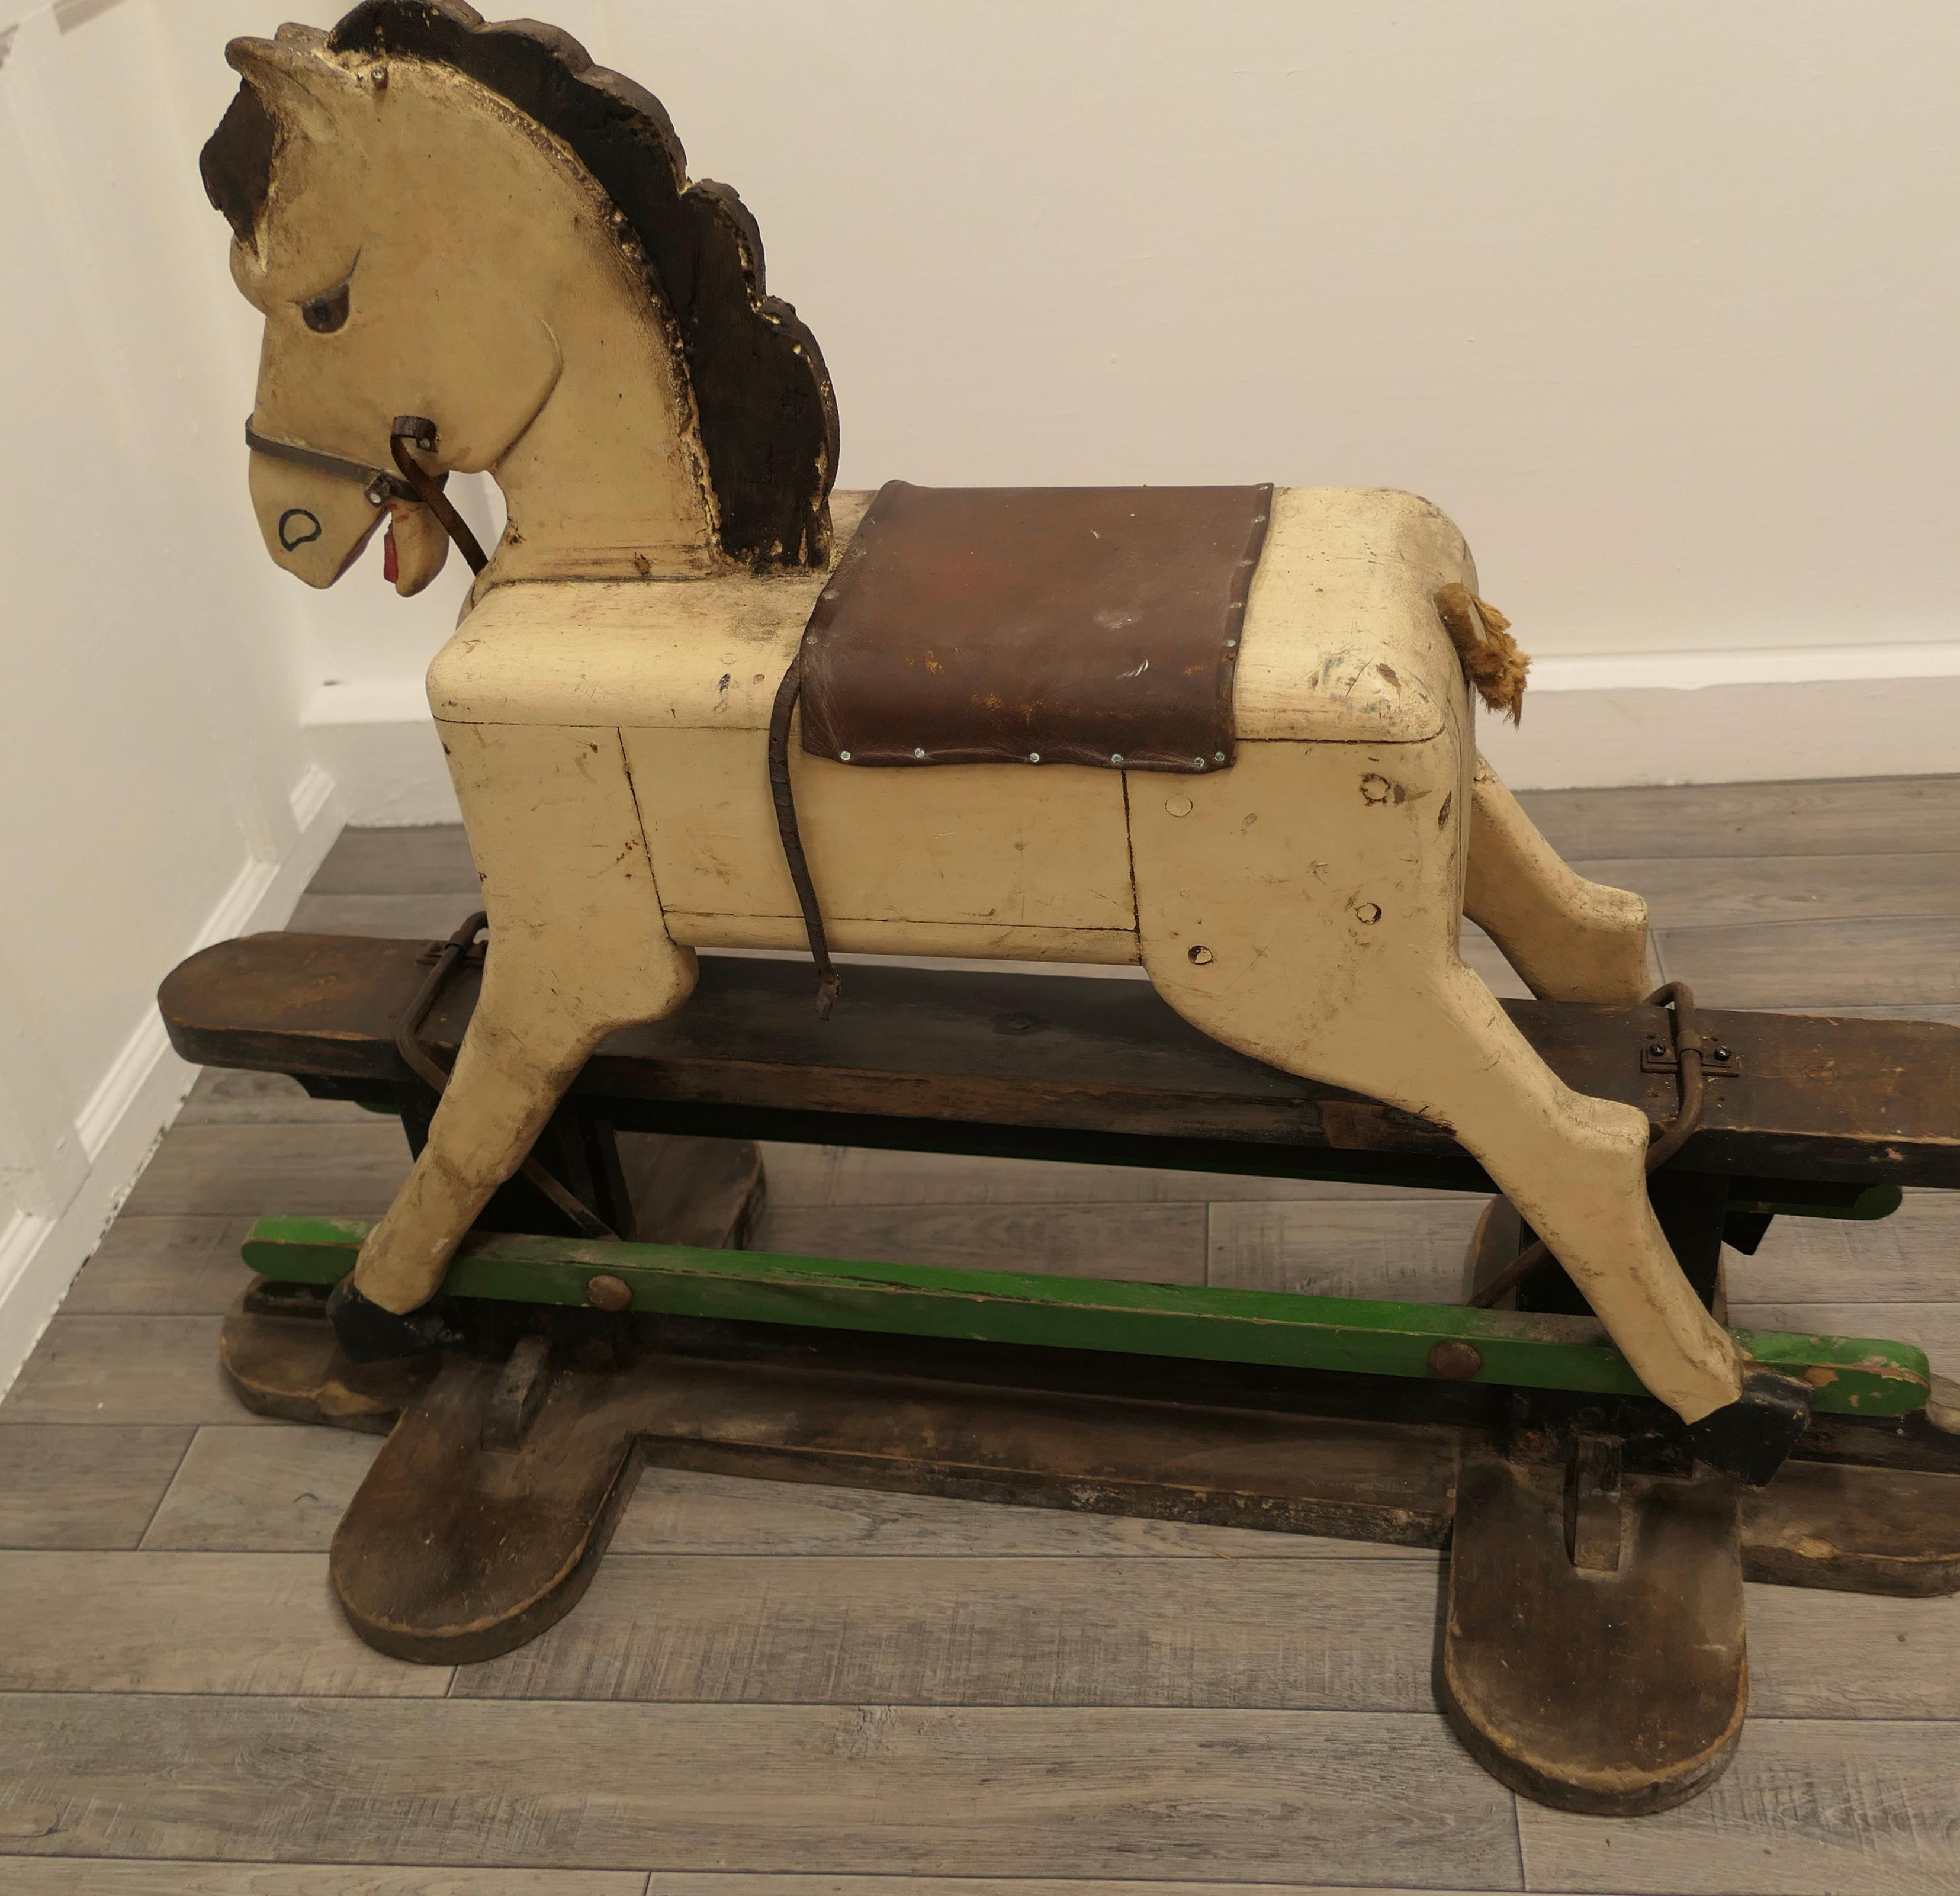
[224, 33, 358, 146]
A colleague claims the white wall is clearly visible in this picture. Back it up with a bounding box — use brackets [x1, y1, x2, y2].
[0, 0, 346, 1392]
[275, 0, 1960, 808]
[2, 0, 1957, 1384]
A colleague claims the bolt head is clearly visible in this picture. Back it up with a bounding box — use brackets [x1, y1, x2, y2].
[1426, 1339, 1483, 1381]
[586, 1274, 634, 1313]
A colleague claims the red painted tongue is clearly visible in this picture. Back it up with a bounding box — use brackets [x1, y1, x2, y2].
[383, 519, 399, 584]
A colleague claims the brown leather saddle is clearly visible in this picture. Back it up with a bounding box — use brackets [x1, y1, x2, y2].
[769, 480, 1274, 1009]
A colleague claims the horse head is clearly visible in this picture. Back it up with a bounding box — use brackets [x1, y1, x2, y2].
[201, 0, 837, 595]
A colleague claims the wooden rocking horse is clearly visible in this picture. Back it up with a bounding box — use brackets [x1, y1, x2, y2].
[175, 0, 1960, 1817]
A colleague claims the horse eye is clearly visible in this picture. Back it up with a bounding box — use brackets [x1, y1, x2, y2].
[300, 282, 351, 334]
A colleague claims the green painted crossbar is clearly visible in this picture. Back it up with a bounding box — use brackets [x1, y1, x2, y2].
[242, 1215, 1931, 1417]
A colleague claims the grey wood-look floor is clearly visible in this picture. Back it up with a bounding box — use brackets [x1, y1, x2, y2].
[4, 773, 1960, 1895]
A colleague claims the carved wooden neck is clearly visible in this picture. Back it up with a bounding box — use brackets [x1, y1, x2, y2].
[478, 269, 724, 592]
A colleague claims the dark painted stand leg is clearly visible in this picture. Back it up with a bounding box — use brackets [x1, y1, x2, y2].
[1447, 1180, 1753, 1813]
[332, 1346, 641, 1663]
[1442, 1442, 1746, 1815]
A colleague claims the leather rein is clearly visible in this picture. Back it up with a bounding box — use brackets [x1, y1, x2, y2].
[243, 415, 489, 575]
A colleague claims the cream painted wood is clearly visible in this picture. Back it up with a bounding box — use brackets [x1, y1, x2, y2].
[229, 35, 718, 592]
[225, 29, 1747, 1423]
[1132, 739, 1741, 1421]
[351, 723, 695, 1311]
[1463, 756, 1652, 1003]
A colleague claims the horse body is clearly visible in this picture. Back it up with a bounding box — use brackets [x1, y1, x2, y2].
[203, 3, 1747, 1429]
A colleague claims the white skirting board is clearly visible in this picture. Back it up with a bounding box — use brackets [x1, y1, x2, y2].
[308, 646, 1960, 825]
[0, 768, 348, 1399]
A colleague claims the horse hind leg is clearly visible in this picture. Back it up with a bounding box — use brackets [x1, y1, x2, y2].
[1464, 754, 1651, 1004]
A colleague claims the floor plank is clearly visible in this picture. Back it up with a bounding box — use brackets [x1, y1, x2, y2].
[120, 1123, 411, 1220]
[1570, 851, 1960, 930]
[141, 1426, 383, 1552]
[1654, 917, 1960, 1009]
[307, 824, 481, 896]
[453, 1554, 1444, 1709]
[1207, 1198, 1487, 1302]
[175, 1068, 377, 1127]
[616, 1465, 1428, 1561]
[286, 891, 484, 940]
[1517, 1717, 1960, 1894]
[0, 1696, 1524, 1883]
[0, 1553, 451, 1696]
[1728, 1192, 1960, 1305]
[0, 1425, 190, 1549]
[141, 1428, 1422, 1561]
[1744, 1583, 1960, 1720]
[755, 1203, 1208, 1284]
[642, 1884, 1518, 1896]
[1, 1869, 647, 1895]
[61, 1215, 254, 1316]
[1, 1316, 276, 1427]
[756, 1143, 1442, 1209]
[1516, 775, 1960, 863]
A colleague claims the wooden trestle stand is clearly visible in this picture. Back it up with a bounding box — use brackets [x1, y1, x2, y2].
[162, 930, 1960, 1817]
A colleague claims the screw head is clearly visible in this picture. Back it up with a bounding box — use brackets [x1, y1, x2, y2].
[838, 750, 852, 761]
[912, 747, 926, 759]
[586, 1274, 634, 1313]
[1027, 752, 1041, 763]
[1110, 753, 1124, 765]
[1427, 1339, 1483, 1381]
[1187, 944, 1214, 965]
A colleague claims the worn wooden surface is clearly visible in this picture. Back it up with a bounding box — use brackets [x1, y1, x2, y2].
[7, 776, 1960, 1887]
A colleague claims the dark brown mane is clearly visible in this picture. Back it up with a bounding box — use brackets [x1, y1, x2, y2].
[201, 0, 837, 570]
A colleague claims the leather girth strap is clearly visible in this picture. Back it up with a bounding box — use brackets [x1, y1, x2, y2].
[768, 480, 1275, 1014]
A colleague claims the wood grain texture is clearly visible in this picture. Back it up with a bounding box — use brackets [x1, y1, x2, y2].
[1, 1317, 277, 1426]
[0, 1553, 452, 1696]
[642, 1884, 1519, 1896]
[1207, 1198, 1489, 1302]
[307, 824, 481, 896]
[754, 1203, 1207, 1284]
[142, 1425, 382, 1551]
[3, 1865, 646, 1894]
[62, 1215, 254, 1316]
[1516, 1718, 1960, 1894]
[121, 1124, 411, 1219]
[1654, 918, 1960, 1009]
[1572, 852, 1960, 931]
[1744, 1582, 1960, 1718]
[176, 1068, 376, 1127]
[138, 1427, 1421, 1560]
[1729, 1191, 1960, 1304]
[452, 1554, 1444, 1708]
[0, 1697, 1524, 1882]
[1516, 775, 1960, 863]
[615, 1466, 1431, 1561]
[0, 1426, 190, 1548]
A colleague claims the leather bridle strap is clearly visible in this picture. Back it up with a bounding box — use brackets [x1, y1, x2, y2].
[242, 414, 489, 577]
[767, 648, 842, 1019]
[243, 419, 419, 506]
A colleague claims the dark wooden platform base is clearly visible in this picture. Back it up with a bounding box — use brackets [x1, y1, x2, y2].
[221, 1294, 1960, 1812]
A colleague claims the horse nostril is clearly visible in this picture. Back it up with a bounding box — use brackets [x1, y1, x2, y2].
[277, 507, 322, 551]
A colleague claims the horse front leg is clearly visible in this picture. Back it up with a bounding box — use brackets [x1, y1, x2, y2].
[332, 719, 696, 1356]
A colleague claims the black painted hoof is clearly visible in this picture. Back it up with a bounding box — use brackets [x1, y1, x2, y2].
[1686, 1366, 1813, 1487]
[327, 1275, 451, 1363]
